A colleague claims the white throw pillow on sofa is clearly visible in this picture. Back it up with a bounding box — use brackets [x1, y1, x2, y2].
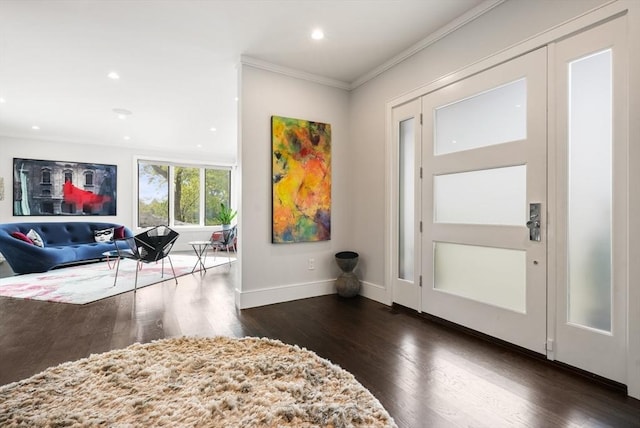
[94, 227, 114, 243]
[27, 229, 44, 247]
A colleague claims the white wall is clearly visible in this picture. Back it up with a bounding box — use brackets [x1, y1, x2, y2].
[0, 135, 229, 251]
[237, 65, 350, 308]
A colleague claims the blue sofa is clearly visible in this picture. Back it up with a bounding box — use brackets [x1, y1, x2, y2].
[0, 222, 133, 274]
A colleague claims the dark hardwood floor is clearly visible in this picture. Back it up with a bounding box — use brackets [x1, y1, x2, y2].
[1, 259, 639, 427]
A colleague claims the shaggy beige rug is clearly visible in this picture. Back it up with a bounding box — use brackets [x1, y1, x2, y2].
[0, 336, 397, 427]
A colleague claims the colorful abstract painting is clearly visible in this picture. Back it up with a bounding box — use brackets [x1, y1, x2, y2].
[272, 116, 331, 243]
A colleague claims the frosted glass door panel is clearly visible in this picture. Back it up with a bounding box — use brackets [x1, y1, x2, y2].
[399, 118, 415, 281]
[567, 49, 612, 332]
[435, 79, 527, 155]
[434, 242, 526, 313]
[434, 165, 526, 225]
[422, 47, 547, 354]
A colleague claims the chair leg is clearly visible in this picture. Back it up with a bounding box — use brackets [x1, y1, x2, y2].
[134, 261, 141, 292]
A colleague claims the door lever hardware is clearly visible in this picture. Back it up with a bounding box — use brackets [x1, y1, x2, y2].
[527, 203, 541, 241]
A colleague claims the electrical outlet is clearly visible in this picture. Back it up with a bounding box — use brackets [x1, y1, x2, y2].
[308, 258, 315, 270]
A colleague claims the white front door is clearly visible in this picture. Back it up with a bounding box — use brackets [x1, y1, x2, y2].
[421, 48, 548, 354]
[549, 17, 628, 383]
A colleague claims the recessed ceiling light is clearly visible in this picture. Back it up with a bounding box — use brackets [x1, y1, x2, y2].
[234, 97, 239, 102]
[108, 71, 120, 80]
[311, 28, 324, 40]
[112, 108, 132, 119]
[210, 127, 217, 132]
[0, 97, 6, 103]
[32, 125, 40, 130]
[123, 136, 131, 140]
[197, 144, 203, 148]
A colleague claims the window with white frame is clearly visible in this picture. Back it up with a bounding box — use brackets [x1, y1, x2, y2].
[137, 160, 232, 228]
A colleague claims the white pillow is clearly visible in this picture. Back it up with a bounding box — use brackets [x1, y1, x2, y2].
[27, 229, 44, 247]
[94, 227, 114, 243]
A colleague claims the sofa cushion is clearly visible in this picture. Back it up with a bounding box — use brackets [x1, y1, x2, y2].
[27, 229, 44, 247]
[11, 231, 33, 245]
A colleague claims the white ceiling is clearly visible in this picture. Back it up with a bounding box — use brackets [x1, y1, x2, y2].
[0, 0, 496, 162]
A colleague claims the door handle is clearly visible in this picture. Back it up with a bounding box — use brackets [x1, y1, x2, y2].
[526, 203, 541, 241]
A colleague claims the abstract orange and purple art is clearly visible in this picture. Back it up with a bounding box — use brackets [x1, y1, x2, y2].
[272, 116, 331, 243]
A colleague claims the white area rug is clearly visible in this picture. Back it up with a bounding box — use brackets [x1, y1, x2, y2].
[0, 254, 234, 304]
[0, 336, 396, 427]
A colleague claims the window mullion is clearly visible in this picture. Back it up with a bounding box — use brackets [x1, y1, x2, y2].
[169, 166, 175, 227]
[199, 168, 206, 226]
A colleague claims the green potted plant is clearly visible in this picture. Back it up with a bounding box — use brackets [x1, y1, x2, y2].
[217, 203, 237, 229]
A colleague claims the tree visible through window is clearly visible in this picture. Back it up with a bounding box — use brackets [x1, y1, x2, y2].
[138, 162, 169, 227]
[137, 160, 231, 228]
[174, 166, 199, 225]
[205, 169, 231, 226]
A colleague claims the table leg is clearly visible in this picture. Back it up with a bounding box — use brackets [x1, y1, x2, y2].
[191, 243, 209, 273]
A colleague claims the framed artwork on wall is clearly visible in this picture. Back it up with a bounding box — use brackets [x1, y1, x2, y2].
[13, 158, 117, 216]
[271, 115, 331, 243]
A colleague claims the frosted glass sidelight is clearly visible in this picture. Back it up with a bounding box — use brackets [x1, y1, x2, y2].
[567, 50, 612, 332]
[399, 118, 415, 281]
[435, 79, 527, 155]
[434, 242, 526, 313]
[434, 165, 526, 225]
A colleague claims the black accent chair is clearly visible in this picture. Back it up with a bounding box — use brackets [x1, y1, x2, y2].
[113, 225, 180, 290]
[210, 225, 237, 266]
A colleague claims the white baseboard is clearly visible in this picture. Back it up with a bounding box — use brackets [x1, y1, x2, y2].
[236, 279, 336, 309]
[359, 280, 392, 306]
[236, 278, 392, 309]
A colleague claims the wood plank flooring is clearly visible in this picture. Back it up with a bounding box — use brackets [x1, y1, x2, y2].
[1, 261, 639, 427]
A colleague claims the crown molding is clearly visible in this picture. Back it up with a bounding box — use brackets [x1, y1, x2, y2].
[241, 0, 505, 91]
[350, 0, 506, 89]
[240, 56, 351, 91]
